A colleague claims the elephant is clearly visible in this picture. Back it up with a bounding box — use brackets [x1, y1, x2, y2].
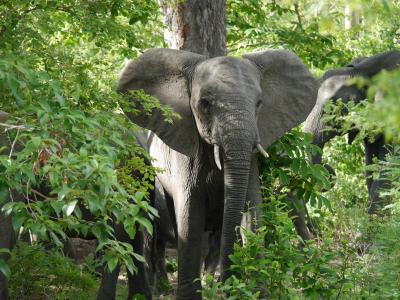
[304, 50, 400, 214]
[117, 48, 318, 299]
[0, 110, 154, 300]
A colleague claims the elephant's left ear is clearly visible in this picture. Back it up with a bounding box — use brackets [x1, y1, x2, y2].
[243, 50, 318, 147]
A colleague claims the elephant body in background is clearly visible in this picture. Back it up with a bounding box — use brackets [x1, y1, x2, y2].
[304, 50, 400, 214]
[118, 48, 317, 299]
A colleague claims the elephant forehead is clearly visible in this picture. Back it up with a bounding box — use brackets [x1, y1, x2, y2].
[317, 75, 351, 104]
[194, 57, 261, 94]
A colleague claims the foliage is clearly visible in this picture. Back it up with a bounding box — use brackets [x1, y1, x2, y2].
[8, 242, 98, 300]
[0, 0, 168, 278]
[227, 0, 400, 72]
[259, 129, 332, 211]
[227, 0, 352, 69]
[353, 69, 400, 143]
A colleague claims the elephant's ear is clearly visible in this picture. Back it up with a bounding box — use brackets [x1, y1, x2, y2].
[243, 50, 318, 148]
[118, 48, 205, 157]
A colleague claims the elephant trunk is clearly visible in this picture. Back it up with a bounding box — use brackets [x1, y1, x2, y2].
[219, 142, 253, 280]
[304, 102, 335, 164]
[304, 104, 337, 186]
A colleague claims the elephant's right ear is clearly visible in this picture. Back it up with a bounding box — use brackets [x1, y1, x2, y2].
[118, 48, 205, 157]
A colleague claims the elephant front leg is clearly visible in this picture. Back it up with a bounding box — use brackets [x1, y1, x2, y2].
[364, 136, 391, 215]
[175, 193, 205, 300]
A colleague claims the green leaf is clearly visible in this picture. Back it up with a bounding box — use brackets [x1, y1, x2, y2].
[0, 248, 10, 255]
[107, 256, 119, 273]
[123, 220, 136, 240]
[49, 231, 63, 248]
[0, 259, 11, 278]
[32, 136, 41, 148]
[136, 217, 153, 235]
[50, 200, 64, 217]
[134, 191, 145, 202]
[87, 195, 106, 213]
[133, 253, 145, 263]
[63, 200, 78, 216]
[12, 214, 26, 232]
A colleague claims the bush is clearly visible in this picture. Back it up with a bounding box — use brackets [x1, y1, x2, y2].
[8, 242, 97, 300]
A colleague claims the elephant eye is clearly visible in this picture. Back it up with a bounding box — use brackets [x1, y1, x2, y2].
[199, 98, 211, 112]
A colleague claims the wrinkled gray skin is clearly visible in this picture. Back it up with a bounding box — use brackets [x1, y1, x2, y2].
[304, 50, 400, 214]
[118, 48, 318, 299]
[0, 111, 152, 300]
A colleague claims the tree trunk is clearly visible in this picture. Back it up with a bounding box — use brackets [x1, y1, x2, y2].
[158, 0, 226, 57]
[345, 0, 361, 30]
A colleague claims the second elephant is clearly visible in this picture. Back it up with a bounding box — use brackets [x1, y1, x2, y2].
[304, 50, 400, 214]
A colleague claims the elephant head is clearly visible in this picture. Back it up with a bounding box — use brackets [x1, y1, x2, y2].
[117, 48, 317, 279]
[304, 50, 400, 164]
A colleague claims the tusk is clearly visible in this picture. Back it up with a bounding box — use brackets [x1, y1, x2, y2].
[257, 144, 269, 158]
[214, 144, 222, 170]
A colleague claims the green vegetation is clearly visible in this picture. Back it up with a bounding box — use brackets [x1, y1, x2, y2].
[0, 0, 168, 276]
[1, 0, 400, 299]
[8, 242, 98, 300]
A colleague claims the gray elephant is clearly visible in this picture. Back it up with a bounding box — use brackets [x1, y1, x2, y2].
[304, 50, 400, 214]
[118, 48, 318, 299]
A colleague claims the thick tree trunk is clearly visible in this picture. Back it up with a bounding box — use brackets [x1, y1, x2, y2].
[158, 0, 226, 57]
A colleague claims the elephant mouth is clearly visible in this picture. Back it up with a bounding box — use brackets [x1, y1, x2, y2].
[212, 143, 268, 171]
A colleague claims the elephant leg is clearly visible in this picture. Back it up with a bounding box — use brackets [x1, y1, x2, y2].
[287, 194, 312, 241]
[175, 191, 205, 300]
[154, 234, 168, 288]
[96, 225, 152, 300]
[0, 199, 18, 300]
[364, 137, 382, 194]
[96, 264, 121, 300]
[204, 230, 220, 274]
[127, 230, 152, 300]
[364, 136, 391, 214]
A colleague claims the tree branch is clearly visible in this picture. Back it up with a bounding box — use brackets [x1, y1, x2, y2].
[294, 3, 303, 29]
[8, 129, 20, 159]
[0, 123, 32, 131]
[31, 188, 56, 201]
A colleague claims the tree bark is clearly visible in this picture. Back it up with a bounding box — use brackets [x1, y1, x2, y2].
[158, 0, 226, 57]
